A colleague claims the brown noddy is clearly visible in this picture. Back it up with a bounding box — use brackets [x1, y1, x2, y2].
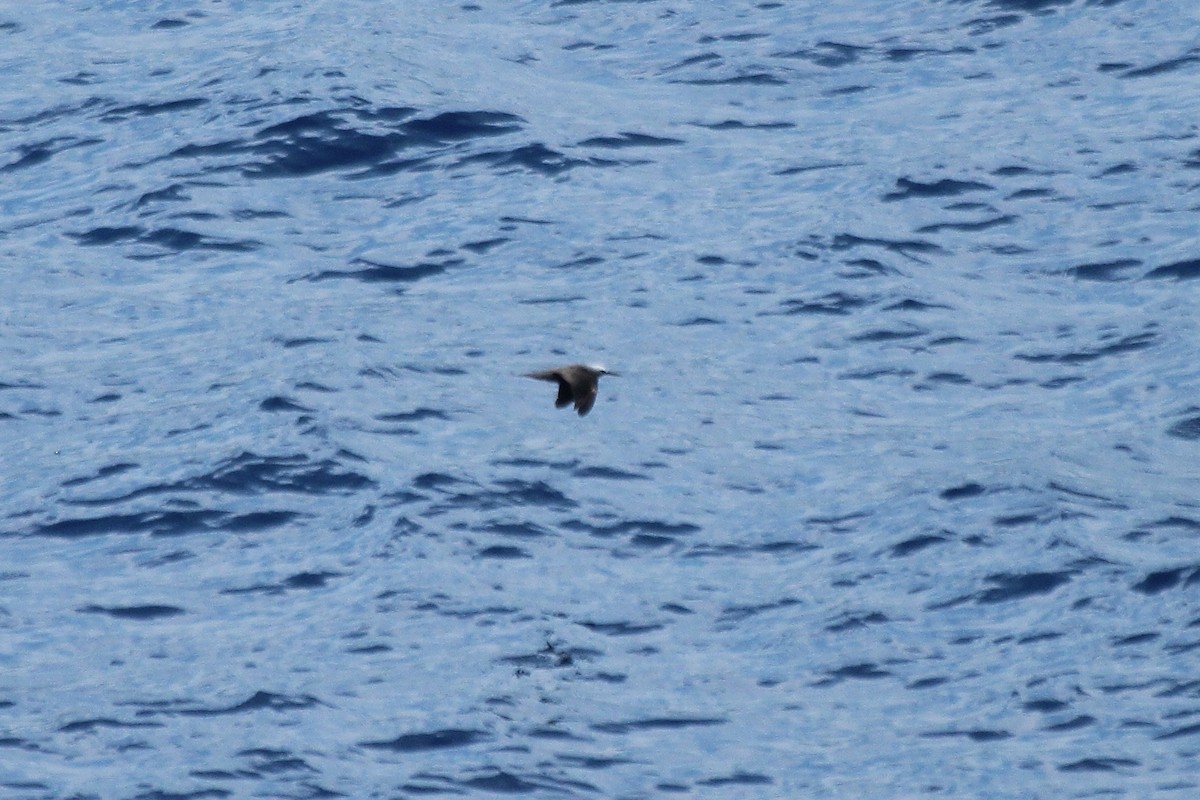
[523, 364, 617, 416]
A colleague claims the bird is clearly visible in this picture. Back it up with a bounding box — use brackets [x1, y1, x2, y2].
[523, 364, 617, 416]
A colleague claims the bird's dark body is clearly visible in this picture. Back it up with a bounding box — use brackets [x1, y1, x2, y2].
[523, 364, 614, 416]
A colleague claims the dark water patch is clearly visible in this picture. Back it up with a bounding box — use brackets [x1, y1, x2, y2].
[151, 18, 189, 30]
[1148, 516, 1200, 532]
[100, 97, 208, 122]
[887, 46, 973, 62]
[478, 545, 530, 559]
[1039, 375, 1085, 389]
[1112, 632, 1158, 647]
[564, 519, 700, 540]
[1156, 722, 1200, 740]
[307, 256, 457, 284]
[663, 51, 723, 71]
[883, 298, 951, 312]
[679, 72, 787, 86]
[1045, 715, 1095, 732]
[823, 84, 873, 96]
[69, 224, 260, 254]
[285, 571, 341, 589]
[259, 395, 308, 412]
[776, 291, 869, 315]
[401, 110, 522, 144]
[980, 0, 1074, 11]
[1144, 258, 1200, 281]
[426, 479, 576, 514]
[831, 233, 943, 260]
[719, 597, 800, 623]
[1121, 54, 1200, 79]
[482, 520, 551, 538]
[1064, 258, 1142, 281]
[70, 225, 144, 245]
[493, 457, 579, 470]
[493, 480, 577, 509]
[573, 465, 649, 480]
[1133, 567, 1200, 594]
[1049, 480, 1125, 509]
[361, 728, 488, 752]
[249, 113, 416, 177]
[277, 337, 332, 349]
[976, 571, 1071, 604]
[462, 770, 552, 794]
[993, 511, 1039, 527]
[815, 662, 891, 685]
[1023, 698, 1068, 713]
[460, 142, 626, 176]
[677, 316, 723, 326]
[172, 108, 520, 179]
[890, 534, 947, 557]
[194, 451, 375, 495]
[630, 533, 675, 548]
[79, 604, 185, 620]
[1014, 330, 1156, 364]
[580, 620, 664, 636]
[747, 540, 816, 555]
[161, 691, 322, 717]
[233, 747, 314, 776]
[412, 472, 461, 491]
[1007, 186, 1054, 199]
[555, 753, 635, 769]
[222, 571, 340, 596]
[918, 371, 971, 387]
[908, 676, 950, 690]
[132, 183, 190, 208]
[916, 215, 1015, 233]
[501, 641, 598, 670]
[378, 408, 449, 423]
[592, 717, 726, 734]
[220, 511, 302, 532]
[698, 119, 794, 130]
[461, 237, 509, 253]
[33, 509, 225, 538]
[825, 612, 888, 632]
[942, 482, 986, 501]
[1098, 162, 1137, 177]
[578, 132, 684, 148]
[849, 325, 926, 343]
[58, 717, 163, 733]
[776, 160, 861, 176]
[1059, 757, 1140, 772]
[806, 511, 870, 531]
[921, 728, 1011, 742]
[883, 177, 992, 201]
[697, 771, 773, 787]
[519, 294, 586, 304]
[2, 135, 103, 172]
[232, 207, 289, 220]
[775, 42, 869, 68]
[61, 461, 138, 488]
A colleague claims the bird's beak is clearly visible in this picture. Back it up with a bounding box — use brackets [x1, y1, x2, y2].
[605, 370, 620, 377]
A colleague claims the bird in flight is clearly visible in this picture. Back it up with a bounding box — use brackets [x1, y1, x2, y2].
[523, 364, 617, 416]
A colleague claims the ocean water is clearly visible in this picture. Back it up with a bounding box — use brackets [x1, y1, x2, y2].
[3, 1, 1200, 797]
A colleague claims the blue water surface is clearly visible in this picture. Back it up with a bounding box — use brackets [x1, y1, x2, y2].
[3, 1, 1200, 797]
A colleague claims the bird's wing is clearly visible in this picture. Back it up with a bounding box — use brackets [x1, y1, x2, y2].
[555, 378, 573, 409]
[574, 384, 597, 415]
